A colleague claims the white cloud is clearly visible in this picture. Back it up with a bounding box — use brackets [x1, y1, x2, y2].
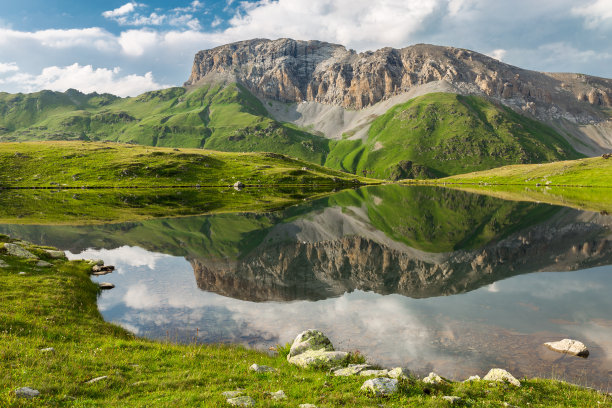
[488, 49, 506, 61]
[572, 0, 612, 29]
[102, 2, 142, 19]
[118, 29, 159, 56]
[173, 0, 204, 13]
[211, 17, 223, 28]
[0, 62, 18, 74]
[0, 27, 116, 50]
[67, 245, 173, 268]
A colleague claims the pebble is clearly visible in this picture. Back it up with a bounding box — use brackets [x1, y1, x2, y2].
[15, 387, 40, 398]
[227, 395, 256, 406]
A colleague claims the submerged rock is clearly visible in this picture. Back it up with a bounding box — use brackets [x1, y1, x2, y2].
[360, 377, 398, 396]
[15, 387, 40, 398]
[227, 395, 256, 406]
[288, 329, 334, 359]
[544, 339, 589, 357]
[4, 243, 37, 259]
[483, 368, 521, 387]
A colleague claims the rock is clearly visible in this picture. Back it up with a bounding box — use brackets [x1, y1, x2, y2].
[18, 271, 27, 275]
[464, 375, 480, 382]
[227, 395, 256, 406]
[388, 367, 409, 379]
[45, 250, 66, 259]
[443, 396, 462, 404]
[92, 265, 114, 273]
[249, 363, 276, 373]
[288, 349, 348, 368]
[360, 369, 389, 377]
[333, 363, 371, 376]
[86, 259, 104, 266]
[270, 390, 286, 400]
[86, 376, 108, 383]
[14, 387, 40, 398]
[483, 368, 521, 387]
[36, 260, 53, 267]
[40, 347, 55, 353]
[99, 282, 115, 290]
[299, 405, 317, 408]
[288, 329, 334, 359]
[233, 181, 245, 190]
[4, 243, 37, 259]
[423, 372, 447, 385]
[360, 377, 398, 396]
[544, 339, 589, 357]
[222, 390, 243, 398]
[0, 259, 7, 267]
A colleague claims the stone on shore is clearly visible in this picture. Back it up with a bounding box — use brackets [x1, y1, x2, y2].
[86, 259, 104, 266]
[249, 363, 276, 373]
[360, 377, 398, 396]
[227, 395, 256, 406]
[544, 339, 589, 357]
[388, 367, 409, 379]
[288, 329, 334, 359]
[333, 363, 371, 376]
[360, 369, 389, 377]
[288, 349, 348, 368]
[45, 249, 66, 259]
[15, 387, 40, 398]
[483, 368, 521, 387]
[423, 372, 447, 385]
[4, 243, 37, 259]
[464, 375, 480, 382]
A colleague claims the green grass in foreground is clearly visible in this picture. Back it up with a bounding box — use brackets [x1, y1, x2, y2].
[0, 141, 371, 189]
[1, 235, 610, 407]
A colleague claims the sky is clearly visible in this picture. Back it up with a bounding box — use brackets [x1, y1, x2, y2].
[0, 0, 611, 97]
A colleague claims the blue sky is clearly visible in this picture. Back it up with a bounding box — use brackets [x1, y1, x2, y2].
[1, 0, 611, 96]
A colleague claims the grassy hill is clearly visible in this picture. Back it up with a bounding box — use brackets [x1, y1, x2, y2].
[325, 93, 583, 179]
[0, 84, 331, 164]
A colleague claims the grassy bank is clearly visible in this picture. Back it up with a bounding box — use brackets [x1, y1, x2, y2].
[0, 141, 370, 189]
[1, 235, 609, 407]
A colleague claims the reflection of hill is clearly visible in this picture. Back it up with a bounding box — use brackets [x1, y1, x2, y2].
[1, 186, 610, 301]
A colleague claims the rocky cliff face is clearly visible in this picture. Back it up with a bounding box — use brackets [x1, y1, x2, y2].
[185, 39, 612, 124]
[191, 209, 612, 302]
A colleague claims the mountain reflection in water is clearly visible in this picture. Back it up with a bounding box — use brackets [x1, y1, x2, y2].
[1, 185, 611, 390]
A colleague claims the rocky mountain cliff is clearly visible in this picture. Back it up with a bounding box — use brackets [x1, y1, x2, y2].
[186, 39, 612, 125]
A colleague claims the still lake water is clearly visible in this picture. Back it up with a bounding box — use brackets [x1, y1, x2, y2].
[1, 185, 611, 389]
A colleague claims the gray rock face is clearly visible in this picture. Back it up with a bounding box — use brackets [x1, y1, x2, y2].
[227, 395, 256, 406]
[186, 39, 612, 122]
[15, 387, 40, 398]
[360, 377, 398, 396]
[483, 368, 521, 387]
[249, 363, 277, 373]
[4, 243, 37, 259]
[544, 339, 589, 357]
[288, 329, 334, 359]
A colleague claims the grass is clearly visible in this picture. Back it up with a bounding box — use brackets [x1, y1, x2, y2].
[0, 141, 370, 189]
[1, 234, 610, 407]
[325, 93, 583, 179]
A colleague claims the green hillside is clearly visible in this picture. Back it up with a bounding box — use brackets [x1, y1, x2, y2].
[0, 84, 330, 164]
[325, 93, 583, 179]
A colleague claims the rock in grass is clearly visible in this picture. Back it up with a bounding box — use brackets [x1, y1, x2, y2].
[0, 259, 8, 268]
[288, 349, 348, 368]
[544, 339, 589, 357]
[249, 363, 276, 373]
[483, 368, 521, 387]
[99, 282, 115, 290]
[45, 250, 66, 259]
[36, 260, 53, 267]
[40, 347, 55, 353]
[86, 259, 104, 266]
[234, 181, 245, 190]
[388, 367, 409, 379]
[464, 375, 480, 382]
[360, 377, 398, 396]
[443, 396, 462, 404]
[15, 387, 40, 398]
[423, 372, 447, 385]
[333, 363, 371, 376]
[360, 369, 389, 377]
[4, 243, 37, 259]
[222, 390, 243, 398]
[86, 376, 108, 384]
[227, 395, 256, 406]
[288, 329, 334, 359]
[270, 390, 286, 400]
[299, 405, 317, 408]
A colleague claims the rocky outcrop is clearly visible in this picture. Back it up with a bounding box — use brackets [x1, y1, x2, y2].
[185, 39, 612, 124]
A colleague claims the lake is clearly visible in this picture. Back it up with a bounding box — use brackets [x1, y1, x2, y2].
[1, 185, 611, 390]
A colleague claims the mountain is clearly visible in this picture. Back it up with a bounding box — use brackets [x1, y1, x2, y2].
[1, 38, 611, 179]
